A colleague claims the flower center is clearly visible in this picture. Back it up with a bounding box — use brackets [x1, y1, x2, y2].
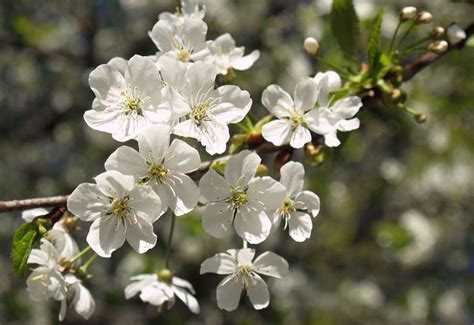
[230, 188, 248, 209]
[290, 113, 304, 127]
[148, 163, 168, 184]
[236, 264, 253, 289]
[178, 48, 190, 62]
[280, 198, 295, 214]
[106, 196, 137, 230]
[121, 91, 143, 116]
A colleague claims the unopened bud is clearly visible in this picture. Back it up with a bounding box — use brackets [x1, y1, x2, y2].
[416, 11, 432, 24]
[256, 164, 268, 176]
[390, 88, 402, 101]
[304, 37, 320, 57]
[427, 40, 448, 53]
[400, 6, 417, 21]
[414, 113, 427, 123]
[447, 24, 467, 45]
[157, 269, 173, 283]
[431, 26, 445, 38]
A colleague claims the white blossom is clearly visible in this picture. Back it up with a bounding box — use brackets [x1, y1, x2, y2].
[105, 124, 201, 216]
[125, 272, 199, 314]
[200, 248, 289, 311]
[163, 58, 251, 154]
[21, 207, 48, 223]
[45, 222, 80, 261]
[84, 55, 172, 142]
[261, 77, 325, 148]
[199, 150, 286, 244]
[447, 24, 466, 45]
[59, 275, 96, 321]
[314, 70, 342, 92]
[272, 162, 320, 242]
[208, 33, 260, 75]
[149, 16, 210, 63]
[67, 170, 162, 257]
[159, 0, 206, 26]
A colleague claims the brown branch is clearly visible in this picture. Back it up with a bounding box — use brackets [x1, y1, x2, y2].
[403, 23, 474, 81]
[0, 195, 68, 213]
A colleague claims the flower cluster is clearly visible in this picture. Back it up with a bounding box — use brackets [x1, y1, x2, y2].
[25, 214, 95, 321]
[23, 0, 365, 319]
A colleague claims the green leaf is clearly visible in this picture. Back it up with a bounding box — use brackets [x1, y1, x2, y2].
[367, 9, 384, 76]
[11, 223, 40, 282]
[331, 0, 360, 62]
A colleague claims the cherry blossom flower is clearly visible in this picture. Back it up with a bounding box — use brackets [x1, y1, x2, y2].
[261, 77, 326, 148]
[168, 60, 252, 154]
[59, 275, 95, 321]
[125, 271, 199, 314]
[159, 0, 206, 26]
[105, 124, 201, 216]
[208, 33, 260, 75]
[272, 162, 320, 242]
[199, 150, 286, 243]
[313, 70, 342, 93]
[21, 207, 48, 223]
[149, 16, 210, 63]
[200, 248, 289, 311]
[45, 222, 80, 261]
[305, 95, 362, 147]
[67, 170, 162, 257]
[26, 239, 67, 304]
[84, 55, 172, 142]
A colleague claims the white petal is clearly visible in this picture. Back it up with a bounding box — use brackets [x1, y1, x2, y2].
[27, 248, 49, 266]
[149, 20, 175, 52]
[232, 50, 260, 70]
[294, 191, 320, 217]
[293, 78, 319, 111]
[67, 183, 108, 222]
[261, 85, 294, 118]
[332, 96, 362, 118]
[59, 298, 67, 321]
[184, 61, 217, 97]
[127, 55, 162, 95]
[247, 273, 270, 310]
[337, 118, 360, 131]
[140, 283, 172, 306]
[199, 168, 230, 202]
[200, 252, 237, 275]
[72, 282, 95, 320]
[173, 119, 202, 140]
[224, 150, 261, 187]
[158, 54, 187, 89]
[173, 286, 200, 314]
[212, 86, 252, 124]
[172, 276, 195, 294]
[254, 251, 289, 278]
[261, 120, 292, 146]
[287, 211, 313, 242]
[86, 217, 126, 258]
[247, 177, 286, 211]
[163, 174, 200, 216]
[279, 161, 304, 198]
[22, 208, 48, 223]
[107, 57, 127, 75]
[234, 208, 271, 244]
[137, 124, 171, 162]
[216, 275, 243, 312]
[46, 224, 79, 260]
[124, 274, 157, 299]
[83, 109, 121, 138]
[128, 185, 162, 223]
[323, 132, 341, 147]
[104, 146, 148, 176]
[289, 125, 311, 148]
[126, 215, 157, 254]
[201, 202, 233, 238]
[229, 248, 256, 265]
[164, 139, 201, 174]
[198, 120, 229, 155]
[88, 64, 126, 101]
[94, 170, 135, 197]
[304, 108, 335, 135]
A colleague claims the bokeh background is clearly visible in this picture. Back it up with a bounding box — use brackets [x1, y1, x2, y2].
[1, 0, 473, 324]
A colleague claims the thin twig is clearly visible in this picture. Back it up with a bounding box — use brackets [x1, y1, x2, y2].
[0, 195, 68, 213]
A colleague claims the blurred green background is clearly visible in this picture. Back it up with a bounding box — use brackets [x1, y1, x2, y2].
[1, 0, 473, 324]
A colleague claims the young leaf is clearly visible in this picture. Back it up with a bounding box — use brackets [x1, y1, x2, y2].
[368, 9, 384, 76]
[11, 223, 40, 282]
[331, 0, 360, 62]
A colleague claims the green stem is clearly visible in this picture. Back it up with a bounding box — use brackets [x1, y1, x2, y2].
[164, 213, 176, 269]
[69, 246, 91, 264]
[389, 20, 402, 53]
[400, 36, 431, 57]
[396, 21, 416, 49]
[243, 239, 248, 249]
[81, 253, 97, 272]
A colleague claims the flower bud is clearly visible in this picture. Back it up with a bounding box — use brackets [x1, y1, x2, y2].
[414, 113, 427, 123]
[416, 11, 432, 24]
[431, 26, 445, 38]
[304, 37, 320, 57]
[314, 71, 342, 92]
[427, 40, 448, 53]
[400, 6, 417, 21]
[256, 164, 268, 176]
[447, 24, 467, 45]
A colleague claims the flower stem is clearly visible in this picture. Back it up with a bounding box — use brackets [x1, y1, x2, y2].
[81, 253, 97, 272]
[164, 213, 176, 269]
[389, 20, 402, 53]
[69, 246, 91, 264]
[243, 239, 248, 249]
[397, 21, 416, 49]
